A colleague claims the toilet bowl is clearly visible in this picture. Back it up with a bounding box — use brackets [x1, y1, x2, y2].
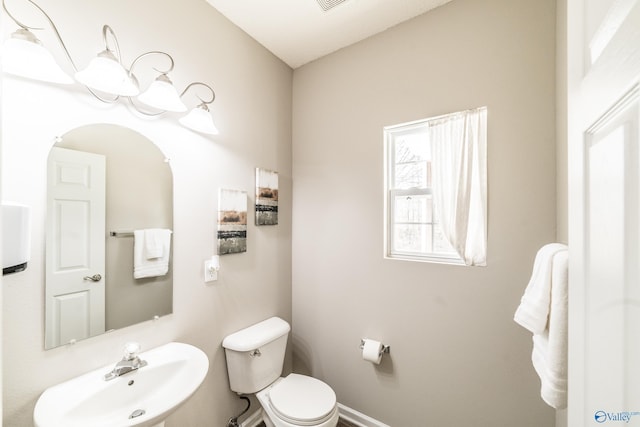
[257, 374, 339, 427]
[222, 317, 339, 427]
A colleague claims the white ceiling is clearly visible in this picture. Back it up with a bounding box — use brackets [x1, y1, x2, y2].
[205, 0, 453, 69]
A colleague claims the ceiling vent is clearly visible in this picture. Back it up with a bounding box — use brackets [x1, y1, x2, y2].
[315, 0, 348, 12]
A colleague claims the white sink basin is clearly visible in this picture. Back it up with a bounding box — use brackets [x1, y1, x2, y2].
[33, 342, 209, 427]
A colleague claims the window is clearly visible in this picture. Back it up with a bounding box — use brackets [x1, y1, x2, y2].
[384, 107, 487, 266]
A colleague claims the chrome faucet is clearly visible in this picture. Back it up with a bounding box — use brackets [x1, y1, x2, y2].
[104, 342, 148, 381]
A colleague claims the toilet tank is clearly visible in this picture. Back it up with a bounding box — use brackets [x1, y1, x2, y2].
[222, 317, 291, 394]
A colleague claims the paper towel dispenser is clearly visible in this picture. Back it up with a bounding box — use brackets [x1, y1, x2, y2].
[2, 202, 31, 275]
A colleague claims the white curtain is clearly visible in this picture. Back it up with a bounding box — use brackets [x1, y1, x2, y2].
[430, 107, 487, 266]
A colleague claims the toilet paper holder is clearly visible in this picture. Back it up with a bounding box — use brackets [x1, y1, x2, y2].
[360, 339, 390, 356]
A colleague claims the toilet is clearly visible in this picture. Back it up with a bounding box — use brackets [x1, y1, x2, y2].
[222, 317, 339, 427]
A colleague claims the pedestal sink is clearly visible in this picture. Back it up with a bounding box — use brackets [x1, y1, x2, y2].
[33, 342, 209, 427]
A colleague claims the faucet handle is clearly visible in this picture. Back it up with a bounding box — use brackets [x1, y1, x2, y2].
[123, 342, 141, 360]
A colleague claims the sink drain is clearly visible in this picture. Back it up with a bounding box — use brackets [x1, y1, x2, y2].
[129, 409, 146, 419]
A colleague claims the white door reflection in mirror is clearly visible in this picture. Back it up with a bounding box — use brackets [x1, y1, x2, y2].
[46, 147, 106, 348]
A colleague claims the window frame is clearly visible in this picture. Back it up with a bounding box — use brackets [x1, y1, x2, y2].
[384, 118, 464, 265]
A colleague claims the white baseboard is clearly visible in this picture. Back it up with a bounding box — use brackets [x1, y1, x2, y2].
[240, 409, 263, 427]
[337, 403, 391, 427]
[240, 403, 389, 427]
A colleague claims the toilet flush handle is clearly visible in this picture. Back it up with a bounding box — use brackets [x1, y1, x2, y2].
[249, 349, 261, 357]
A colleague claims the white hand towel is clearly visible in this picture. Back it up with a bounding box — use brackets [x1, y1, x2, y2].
[144, 228, 165, 259]
[531, 250, 568, 409]
[514, 243, 568, 334]
[133, 229, 172, 279]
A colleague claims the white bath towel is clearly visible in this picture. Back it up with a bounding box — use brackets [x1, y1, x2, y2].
[514, 243, 568, 334]
[133, 229, 172, 279]
[514, 244, 569, 409]
[531, 250, 568, 409]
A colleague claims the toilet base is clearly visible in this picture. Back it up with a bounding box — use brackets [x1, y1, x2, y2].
[256, 378, 339, 427]
[259, 407, 339, 427]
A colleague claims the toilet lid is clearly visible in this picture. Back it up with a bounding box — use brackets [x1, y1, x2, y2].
[269, 374, 336, 424]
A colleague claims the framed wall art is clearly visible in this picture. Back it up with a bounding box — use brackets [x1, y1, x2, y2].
[255, 168, 278, 226]
[217, 188, 247, 254]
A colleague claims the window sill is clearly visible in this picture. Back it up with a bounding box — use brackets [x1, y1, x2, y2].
[385, 252, 466, 266]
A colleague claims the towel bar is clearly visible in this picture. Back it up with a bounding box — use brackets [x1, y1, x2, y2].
[110, 231, 134, 237]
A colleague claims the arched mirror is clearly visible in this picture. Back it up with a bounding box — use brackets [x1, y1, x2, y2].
[45, 124, 173, 350]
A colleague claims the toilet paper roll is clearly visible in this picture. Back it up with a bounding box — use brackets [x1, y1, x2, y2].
[362, 339, 383, 365]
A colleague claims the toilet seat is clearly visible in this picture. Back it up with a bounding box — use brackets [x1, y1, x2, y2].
[268, 374, 337, 426]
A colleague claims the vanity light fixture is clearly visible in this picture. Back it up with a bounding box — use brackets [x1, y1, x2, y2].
[137, 73, 187, 113]
[1, 0, 219, 136]
[179, 103, 219, 135]
[1, 0, 73, 85]
[178, 83, 219, 135]
[74, 26, 139, 97]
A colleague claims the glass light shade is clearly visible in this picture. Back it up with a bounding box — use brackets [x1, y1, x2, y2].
[75, 50, 139, 96]
[179, 105, 219, 135]
[2, 29, 73, 85]
[137, 75, 187, 112]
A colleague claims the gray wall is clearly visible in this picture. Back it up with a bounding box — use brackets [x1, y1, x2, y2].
[291, 0, 557, 425]
[1, 0, 292, 425]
